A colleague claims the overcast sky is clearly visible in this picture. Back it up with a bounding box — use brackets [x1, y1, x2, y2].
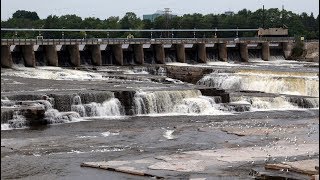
[1, 0, 319, 20]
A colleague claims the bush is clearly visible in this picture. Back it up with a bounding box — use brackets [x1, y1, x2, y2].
[291, 37, 305, 58]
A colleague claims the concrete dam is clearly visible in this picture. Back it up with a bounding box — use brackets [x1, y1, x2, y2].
[1, 37, 294, 68]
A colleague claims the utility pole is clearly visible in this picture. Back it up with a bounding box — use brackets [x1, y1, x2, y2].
[281, 5, 284, 28]
[163, 8, 172, 37]
[262, 5, 265, 29]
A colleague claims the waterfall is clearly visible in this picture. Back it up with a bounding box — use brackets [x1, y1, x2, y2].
[206, 49, 219, 62]
[248, 49, 262, 60]
[173, 96, 224, 114]
[133, 90, 227, 115]
[227, 49, 241, 61]
[231, 96, 298, 110]
[84, 98, 123, 117]
[165, 50, 177, 63]
[44, 109, 81, 124]
[71, 95, 87, 117]
[71, 95, 123, 117]
[144, 51, 156, 64]
[1, 98, 81, 130]
[198, 71, 319, 97]
[7, 111, 27, 129]
[39, 98, 82, 124]
[270, 48, 285, 60]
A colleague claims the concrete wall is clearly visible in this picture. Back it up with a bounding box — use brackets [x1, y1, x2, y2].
[88, 45, 102, 66]
[261, 42, 270, 61]
[111, 44, 123, 65]
[218, 43, 227, 61]
[44, 45, 58, 66]
[67, 45, 80, 67]
[154, 44, 165, 64]
[21, 45, 36, 67]
[1, 45, 13, 68]
[176, 44, 186, 63]
[4, 41, 302, 66]
[197, 43, 207, 63]
[133, 44, 144, 65]
[258, 28, 288, 36]
[239, 43, 249, 62]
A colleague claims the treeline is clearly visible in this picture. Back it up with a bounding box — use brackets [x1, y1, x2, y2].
[1, 9, 319, 39]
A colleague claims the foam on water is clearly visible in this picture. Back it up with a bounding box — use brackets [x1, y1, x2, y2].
[134, 90, 229, 115]
[2, 67, 104, 81]
[206, 61, 243, 67]
[1, 123, 28, 131]
[1, 98, 84, 130]
[198, 71, 319, 97]
[71, 95, 123, 118]
[101, 131, 120, 137]
[124, 70, 149, 75]
[166, 62, 192, 66]
[163, 130, 175, 140]
[232, 96, 299, 111]
[165, 78, 184, 84]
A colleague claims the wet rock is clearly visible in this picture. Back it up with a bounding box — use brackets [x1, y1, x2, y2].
[1, 104, 46, 125]
[221, 102, 251, 112]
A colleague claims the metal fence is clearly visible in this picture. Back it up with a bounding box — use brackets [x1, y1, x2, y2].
[1, 37, 295, 45]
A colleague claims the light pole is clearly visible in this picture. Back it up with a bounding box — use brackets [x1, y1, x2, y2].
[236, 27, 239, 37]
[151, 28, 153, 39]
[193, 28, 196, 38]
[62, 27, 65, 39]
[171, 29, 174, 38]
[214, 27, 217, 38]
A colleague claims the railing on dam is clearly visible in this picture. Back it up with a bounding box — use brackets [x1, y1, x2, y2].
[1, 37, 295, 45]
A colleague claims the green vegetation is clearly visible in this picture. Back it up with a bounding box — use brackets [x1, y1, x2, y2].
[1, 8, 319, 39]
[291, 37, 305, 59]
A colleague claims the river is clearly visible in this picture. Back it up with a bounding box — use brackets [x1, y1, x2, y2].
[1, 59, 319, 179]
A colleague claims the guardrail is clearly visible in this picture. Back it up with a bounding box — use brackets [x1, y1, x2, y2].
[1, 37, 295, 45]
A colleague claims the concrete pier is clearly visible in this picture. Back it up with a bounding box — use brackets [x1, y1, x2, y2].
[1, 45, 13, 68]
[154, 44, 165, 64]
[261, 42, 270, 61]
[176, 44, 186, 63]
[282, 42, 292, 59]
[66, 45, 80, 67]
[88, 45, 102, 66]
[21, 45, 36, 67]
[133, 44, 144, 65]
[239, 43, 249, 62]
[197, 43, 207, 63]
[111, 44, 123, 65]
[218, 43, 227, 61]
[43, 45, 58, 66]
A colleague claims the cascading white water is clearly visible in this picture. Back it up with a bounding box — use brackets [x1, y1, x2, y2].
[84, 98, 123, 117]
[173, 96, 225, 114]
[45, 109, 81, 124]
[1, 98, 82, 130]
[6, 111, 27, 129]
[71, 95, 87, 117]
[231, 96, 298, 110]
[71, 95, 123, 117]
[134, 90, 228, 115]
[198, 71, 319, 97]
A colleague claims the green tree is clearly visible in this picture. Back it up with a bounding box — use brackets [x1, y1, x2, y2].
[12, 10, 40, 20]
